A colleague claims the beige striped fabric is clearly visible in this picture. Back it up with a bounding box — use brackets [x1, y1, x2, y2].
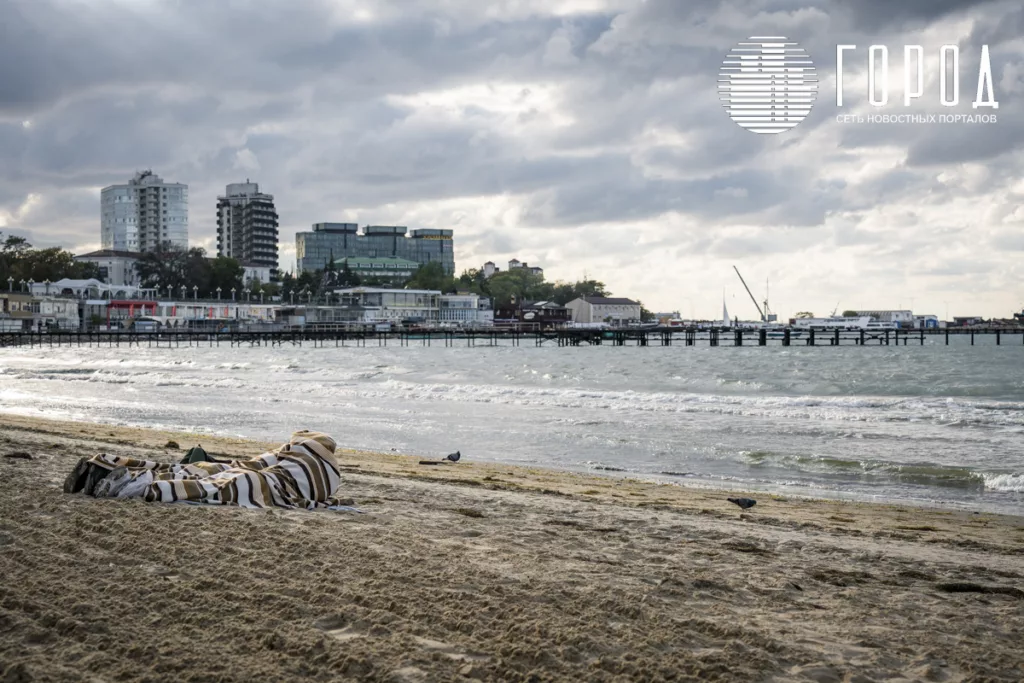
[87, 431, 342, 510]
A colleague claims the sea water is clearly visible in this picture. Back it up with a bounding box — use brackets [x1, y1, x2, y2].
[1, 337, 1021, 514]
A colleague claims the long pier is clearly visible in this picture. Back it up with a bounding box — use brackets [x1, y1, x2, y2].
[1, 327, 1023, 349]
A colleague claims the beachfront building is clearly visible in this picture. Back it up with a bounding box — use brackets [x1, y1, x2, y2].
[853, 310, 914, 326]
[28, 278, 155, 301]
[332, 287, 441, 324]
[101, 170, 188, 253]
[243, 262, 273, 286]
[654, 311, 682, 325]
[73, 250, 141, 287]
[566, 296, 642, 325]
[507, 259, 543, 277]
[30, 297, 81, 331]
[0, 293, 33, 331]
[482, 261, 498, 278]
[296, 223, 455, 275]
[913, 315, 940, 329]
[129, 301, 277, 331]
[216, 181, 279, 279]
[334, 256, 419, 285]
[439, 293, 493, 327]
[276, 305, 368, 329]
[494, 300, 570, 328]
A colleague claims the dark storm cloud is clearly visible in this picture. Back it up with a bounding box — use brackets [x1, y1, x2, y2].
[830, 0, 1001, 32]
[0, 0, 1020, 315]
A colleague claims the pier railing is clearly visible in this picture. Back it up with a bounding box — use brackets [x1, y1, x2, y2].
[1, 327, 1022, 349]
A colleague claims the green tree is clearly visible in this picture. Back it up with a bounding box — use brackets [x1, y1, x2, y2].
[795, 311, 815, 319]
[841, 310, 858, 317]
[405, 262, 456, 293]
[337, 262, 361, 287]
[548, 279, 609, 305]
[209, 256, 244, 294]
[136, 246, 215, 296]
[0, 233, 100, 284]
[279, 272, 296, 298]
[485, 268, 548, 306]
[457, 268, 491, 296]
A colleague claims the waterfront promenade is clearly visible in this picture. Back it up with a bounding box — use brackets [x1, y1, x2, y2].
[2, 326, 1022, 349]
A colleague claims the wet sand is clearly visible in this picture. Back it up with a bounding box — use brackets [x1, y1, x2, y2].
[0, 413, 1022, 682]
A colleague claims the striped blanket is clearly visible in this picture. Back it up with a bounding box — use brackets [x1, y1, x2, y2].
[86, 431, 342, 509]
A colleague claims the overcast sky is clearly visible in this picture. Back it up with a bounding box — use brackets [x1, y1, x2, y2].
[2, 0, 1022, 318]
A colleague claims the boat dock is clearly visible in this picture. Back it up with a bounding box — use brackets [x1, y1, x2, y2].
[1, 327, 1022, 349]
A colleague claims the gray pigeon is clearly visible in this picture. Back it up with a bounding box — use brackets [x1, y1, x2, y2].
[728, 497, 757, 510]
[446, 451, 461, 462]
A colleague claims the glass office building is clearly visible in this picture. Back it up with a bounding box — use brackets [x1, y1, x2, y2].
[296, 223, 455, 275]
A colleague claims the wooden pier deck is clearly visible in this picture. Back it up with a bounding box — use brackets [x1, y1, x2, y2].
[1, 327, 1022, 349]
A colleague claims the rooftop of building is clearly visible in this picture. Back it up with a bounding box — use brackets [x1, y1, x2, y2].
[578, 296, 641, 306]
[523, 300, 568, 309]
[220, 180, 273, 198]
[332, 287, 442, 295]
[305, 224, 454, 237]
[75, 249, 143, 259]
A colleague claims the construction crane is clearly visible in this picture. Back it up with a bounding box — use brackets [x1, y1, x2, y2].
[733, 266, 767, 323]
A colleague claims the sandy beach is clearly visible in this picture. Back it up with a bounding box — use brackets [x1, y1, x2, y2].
[0, 414, 1022, 682]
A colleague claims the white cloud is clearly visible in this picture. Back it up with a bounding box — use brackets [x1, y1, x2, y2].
[1, 0, 1023, 318]
[233, 148, 261, 172]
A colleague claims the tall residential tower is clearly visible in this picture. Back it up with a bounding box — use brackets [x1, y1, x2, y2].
[215, 181, 279, 280]
[100, 170, 188, 252]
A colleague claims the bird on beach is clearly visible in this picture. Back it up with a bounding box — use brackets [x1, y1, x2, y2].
[446, 450, 461, 462]
[728, 497, 757, 510]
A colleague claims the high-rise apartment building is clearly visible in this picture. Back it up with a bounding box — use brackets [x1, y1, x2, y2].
[100, 170, 188, 252]
[215, 181, 279, 279]
[295, 223, 454, 274]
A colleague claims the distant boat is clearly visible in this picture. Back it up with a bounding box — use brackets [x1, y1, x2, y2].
[722, 300, 731, 328]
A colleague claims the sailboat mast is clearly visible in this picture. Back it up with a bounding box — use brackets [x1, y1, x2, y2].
[732, 265, 766, 322]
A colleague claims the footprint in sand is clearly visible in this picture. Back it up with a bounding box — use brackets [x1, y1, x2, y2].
[313, 615, 367, 642]
[413, 636, 490, 663]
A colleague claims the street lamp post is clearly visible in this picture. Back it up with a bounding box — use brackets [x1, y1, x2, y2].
[6, 277, 12, 292]
[180, 285, 186, 300]
[19, 279, 25, 293]
[193, 285, 198, 300]
[260, 291, 264, 304]
[216, 287, 222, 300]
[44, 280, 50, 296]
[290, 291, 294, 305]
[231, 288, 236, 302]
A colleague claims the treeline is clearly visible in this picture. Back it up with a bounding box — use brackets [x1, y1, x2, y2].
[137, 247, 330, 299]
[304, 260, 650, 312]
[0, 234, 100, 286]
[136, 248, 248, 295]
[2, 232, 648, 313]
[304, 261, 615, 307]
